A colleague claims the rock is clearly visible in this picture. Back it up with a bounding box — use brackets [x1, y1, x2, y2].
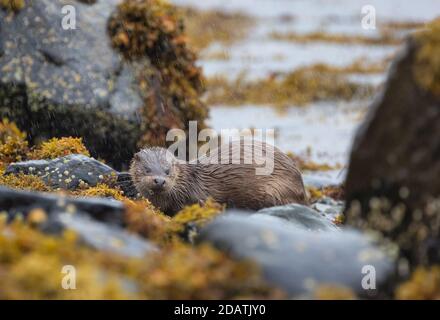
[0, 0, 142, 168]
[116, 171, 138, 198]
[311, 198, 344, 218]
[0, 0, 207, 169]
[56, 213, 156, 258]
[5, 154, 117, 190]
[344, 23, 440, 266]
[0, 185, 124, 225]
[0, 186, 156, 257]
[199, 213, 395, 298]
[256, 204, 338, 231]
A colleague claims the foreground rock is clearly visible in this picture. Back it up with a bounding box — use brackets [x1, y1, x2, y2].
[345, 21, 440, 266]
[256, 204, 338, 231]
[57, 213, 156, 258]
[199, 212, 396, 298]
[0, 186, 155, 257]
[5, 154, 118, 190]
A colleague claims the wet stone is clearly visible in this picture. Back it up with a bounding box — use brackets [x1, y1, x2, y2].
[56, 213, 156, 258]
[0, 185, 124, 225]
[255, 204, 338, 231]
[116, 172, 138, 199]
[5, 154, 117, 190]
[0, 186, 156, 257]
[311, 197, 344, 218]
[199, 212, 395, 297]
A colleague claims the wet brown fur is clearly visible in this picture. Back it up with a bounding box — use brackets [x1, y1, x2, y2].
[130, 140, 308, 215]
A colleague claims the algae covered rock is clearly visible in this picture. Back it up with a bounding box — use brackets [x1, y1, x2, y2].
[344, 19, 440, 266]
[0, 0, 207, 169]
[5, 154, 118, 190]
[0, 185, 124, 225]
[199, 212, 396, 298]
[107, 0, 207, 147]
[0, 185, 157, 257]
[0, 187, 285, 299]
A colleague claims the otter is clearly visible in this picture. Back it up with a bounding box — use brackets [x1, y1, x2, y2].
[129, 140, 307, 215]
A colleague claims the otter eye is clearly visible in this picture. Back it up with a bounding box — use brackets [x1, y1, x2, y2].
[164, 169, 170, 175]
[144, 167, 151, 173]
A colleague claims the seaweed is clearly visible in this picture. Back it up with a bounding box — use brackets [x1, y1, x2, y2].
[123, 198, 172, 243]
[413, 18, 440, 97]
[0, 118, 29, 167]
[0, 172, 50, 192]
[313, 284, 356, 300]
[396, 266, 440, 300]
[168, 198, 224, 237]
[204, 62, 379, 108]
[138, 242, 286, 299]
[28, 137, 90, 160]
[108, 0, 208, 148]
[179, 7, 254, 51]
[75, 183, 126, 201]
[287, 151, 341, 172]
[0, 218, 285, 299]
[0, 0, 25, 12]
[270, 30, 402, 46]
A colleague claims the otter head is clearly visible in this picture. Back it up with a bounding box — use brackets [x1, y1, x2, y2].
[129, 147, 179, 198]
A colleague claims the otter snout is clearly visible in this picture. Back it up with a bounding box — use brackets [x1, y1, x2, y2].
[153, 177, 166, 187]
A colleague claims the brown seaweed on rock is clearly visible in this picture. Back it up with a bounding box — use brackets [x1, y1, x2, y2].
[0, 119, 285, 299]
[108, 0, 207, 147]
[344, 18, 440, 268]
[0, 218, 285, 299]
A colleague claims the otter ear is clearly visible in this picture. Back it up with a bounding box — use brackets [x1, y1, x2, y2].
[134, 152, 141, 162]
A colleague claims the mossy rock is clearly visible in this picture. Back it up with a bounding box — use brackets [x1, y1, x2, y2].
[345, 19, 440, 267]
[0, 0, 207, 170]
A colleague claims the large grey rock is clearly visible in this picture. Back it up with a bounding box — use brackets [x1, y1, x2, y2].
[0, 0, 147, 168]
[5, 154, 117, 190]
[199, 213, 396, 298]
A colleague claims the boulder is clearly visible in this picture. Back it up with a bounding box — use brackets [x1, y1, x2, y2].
[116, 171, 138, 198]
[0, 0, 207, 169]
[5, 154, 117, 190]
[0, 186, 156, 257]
[0, 0, 141, 168]
[199, 212, 396, 298]
[345, 21, 440, 266]
[0, 185, 124, 225]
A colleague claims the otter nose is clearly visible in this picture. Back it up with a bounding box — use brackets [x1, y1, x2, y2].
[153, 177, 166, 187]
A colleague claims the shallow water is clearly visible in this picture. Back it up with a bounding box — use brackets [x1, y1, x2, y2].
[173, 0, 439, 21]
[208, 102, 367, 167]
[201, 40, 397, 79]
[173, 0, 437, 173]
